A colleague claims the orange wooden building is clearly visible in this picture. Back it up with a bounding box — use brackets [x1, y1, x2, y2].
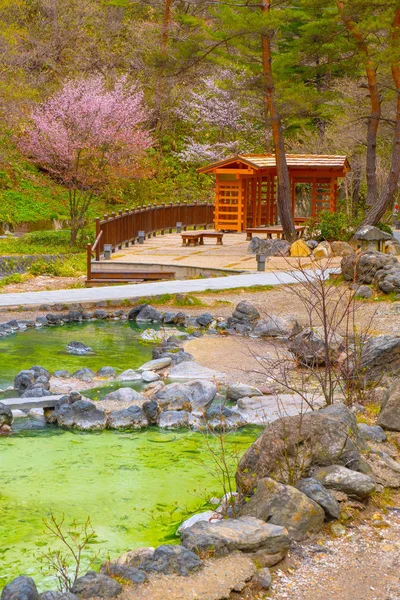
[198, 154, 350, 232]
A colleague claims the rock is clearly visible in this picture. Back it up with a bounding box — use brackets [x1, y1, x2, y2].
[168, 361, 225, 381]
[140, 329, 164, 343]
[359, 335, 400, 383]
[378, 382, 400, 430]
[66, 341, 93, 355]
[14, 369, 35, 391]
[142, 399, 160, 424]
[226, 383, 262, 401]
[289, 327, 344, 366]
[56, 400, 107, 430]
[251, 315, 300, 339]
[138, 357, 172, 372]
[241, 478, 325, 541]
[53, 370, 71, 378]
[367, 450, 400, 488]
[355, 285, 373, 298]
[357, 423, 387, 442]
[114, 547, 155, 568]
[330, 522, 347, 537]
[232, 301, 260, 322]
[177, 511, 220, 534]
[1, 576, 40, 600]
[206, 406, 246, 430]
[40, 593, 79, 600]
[163, 311, 187, 325]
[0, 403, 14, 428]
[155, 380, 217, 415]
[295, 478, 340, 520]
[141, 370, 161, 383]
[100, 563, 147, 585]
[128, 304, 148, 320]
[196, 313, 214, 327]
[159, 410, 189, 428]
[97, 366, 116, 378]
[236, 404, 366, 495]
[181, 516, 289, 559]
[341, 250, 397, 284]
[374, 266, 400, 294]
[103, 387, 144, 403]
[313, 241, 332, 259]
[248, 238, 290, 257]
[312, 465, 375, 499]
[21, 386, 53, 398]
[290, 239, 311, 257]
[71, 571, 122, 598]
[384, 240, 400, 255]
[93, 309, 109, 319]
[253, 567, 272, 590]
[30, 366, 51, 379]
[71, 368, 95, 381]
[306, 240, 318, 250]
[136, 305, 162, 323]
[117, 369, 142, 381]
[139, 545, 203, 576]
[107, 405, 148, 429]
[331, 241, 354, 257]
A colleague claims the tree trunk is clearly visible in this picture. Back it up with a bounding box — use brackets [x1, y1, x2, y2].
[337, 1, 381, 207]
[363, 8, 400, 225]
[153, 0, 172, 130]
[261, 0, 295, 242]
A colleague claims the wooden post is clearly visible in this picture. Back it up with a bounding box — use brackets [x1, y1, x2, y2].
[86, 243, 92, 283]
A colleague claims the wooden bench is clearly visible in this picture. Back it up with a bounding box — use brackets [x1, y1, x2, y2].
[246, 225, 306, 241]
[181, 231, 224, 246]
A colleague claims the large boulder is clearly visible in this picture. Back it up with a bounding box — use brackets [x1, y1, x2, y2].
[71, 572, 121, 599]
[359, 335, 400, 382]
[14, 369, 35, 392]
[290, 239, 311, 257]
[289, 327, 344, 366]
[226, 383, 262, 401]
[236, 404, 366, 494]
[168, 361, 225, 381]
[159, 410, 189, 428]
[181, 516, 289, 561]
[232, 301, 260, 323]
[56, 400, 107, 430]
[358, 423, 387, 442]
[341, 250, 397, 284]
[138, 545, 203, 577]
[107, 405, 148, 429]
[103, 387, 144, 404]
[378, 382, 400, 431]
[1, 577, 39, 600]
[248, 238, 290, 257]
[295, 477, 340, 520]
[155, 380, 217, 415]
[251, 315, 300, 339]
[138, 357, 172, 372]
[0, 403, 13, 429]
[136, 305, 162, 323]
[374, 266, 400, 294]
[240, 478, 325, 541]
[312, 465, 375, 499]
[206, 406, 246, 430]
[331, 241, 354, 257]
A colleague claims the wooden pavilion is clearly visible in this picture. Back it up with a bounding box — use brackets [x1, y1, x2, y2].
[198, 154, 350, 232]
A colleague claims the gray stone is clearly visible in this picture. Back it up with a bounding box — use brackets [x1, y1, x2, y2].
[128, 304, 149, 320]
[241, 478, 325, 541]
[378, 382, 400, 431]
[103, 387, 144, 403]
[158, 410, 189, 428]
[40, 593, 79, 600]
[29, 366, 51, 380]
[56, 400, 107, 431]
[14, 369, 35, 391]
[236, 404, 366, 495]
[139, 545, 203, 576]
[71, 571, 122, 598]
[312, 465, 375, 499]
[71, 368, 95, 381]
[100, 563, 147, 585]
[21, 386, 53, 398]
[226, 383, 262, 401]
[53, 370, 71, 378]
[136, 305, 162, 323]
[358, 423, 387, 442]
[355, 285, 373, 299]
[177, 511, 219, 534]
[138, 357, 172, 372]
[354, 225, 392, 242]
[168, 361, 225, 381]
[0, 403, 14, 428]
[359, 335, 400, 382]
[117, 369, 142, 381]
[114, 547, 155, 569]
[289, 327, 344, 366]
[155, 380, 217, 415]
[206, 405, 246, 430]
[253, 567, 272, 590]
[1, 576, 39, 600]
[107, 405, 148, 429]
[374, 266, 400, 294]
[66, 341, 93, 355]
[142, 399, 160, 425]
[141, 370, 161, 383]
[196, 313, 214, 327]
[295, 478, 340, 520]
[341, 250, 397, 284]
[97, 366, 117, 378]
[248, 238, 290, 257]
[330, 241, 354, 256]
[93, 309, 108, 319]
[251, 315, 300, 339]
[181, 516, 289, 558]
[232, 301, 260, 322]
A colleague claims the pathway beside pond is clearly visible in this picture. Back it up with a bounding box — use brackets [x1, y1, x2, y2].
[0, 268, 335, 308]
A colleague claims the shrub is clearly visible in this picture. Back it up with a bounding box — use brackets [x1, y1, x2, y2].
[28, 255, 86, 277]
[376, 221, 393, 235]
[306, 211, 360, 242]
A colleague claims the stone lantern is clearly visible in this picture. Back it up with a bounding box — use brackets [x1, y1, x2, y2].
[354, 225, 392, 252]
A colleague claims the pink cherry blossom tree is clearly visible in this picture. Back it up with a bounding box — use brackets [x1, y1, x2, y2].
[20, 75, 152, 244]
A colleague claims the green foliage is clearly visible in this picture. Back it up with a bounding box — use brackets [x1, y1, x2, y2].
[0, 273, 29, 288]
[376, 221, 393, 235]
[306, 211, 360, 242]
[0, 230, 83, 255]
[28, 255, 86, 277]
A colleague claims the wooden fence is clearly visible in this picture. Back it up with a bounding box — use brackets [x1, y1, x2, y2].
[87, 201, 214, 280]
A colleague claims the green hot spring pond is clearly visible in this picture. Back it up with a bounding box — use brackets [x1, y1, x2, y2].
[0, 322, 261, 591]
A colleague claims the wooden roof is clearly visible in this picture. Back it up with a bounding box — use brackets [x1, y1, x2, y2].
[198, 154, 351, 174]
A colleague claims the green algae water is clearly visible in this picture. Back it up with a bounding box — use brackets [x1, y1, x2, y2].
[0, 425, 260, 591]
[0, 321, 156, 388]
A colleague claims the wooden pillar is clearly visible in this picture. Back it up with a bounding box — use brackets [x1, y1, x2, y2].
[330, 178, 337, 212]
[311, 178, 317, 217]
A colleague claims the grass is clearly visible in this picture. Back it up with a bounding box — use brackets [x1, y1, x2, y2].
[198, 284, 275, 295]
[130, 293, 206, 307]
[0, 230, 83, 255]
[356, 402, 382, 426]
[0, 273, 31, 289]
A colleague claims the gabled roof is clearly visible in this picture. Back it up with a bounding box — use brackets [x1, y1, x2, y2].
[197, 154, 351, 174]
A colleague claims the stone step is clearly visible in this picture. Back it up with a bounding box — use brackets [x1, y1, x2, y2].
[1, 395, 64, 410]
